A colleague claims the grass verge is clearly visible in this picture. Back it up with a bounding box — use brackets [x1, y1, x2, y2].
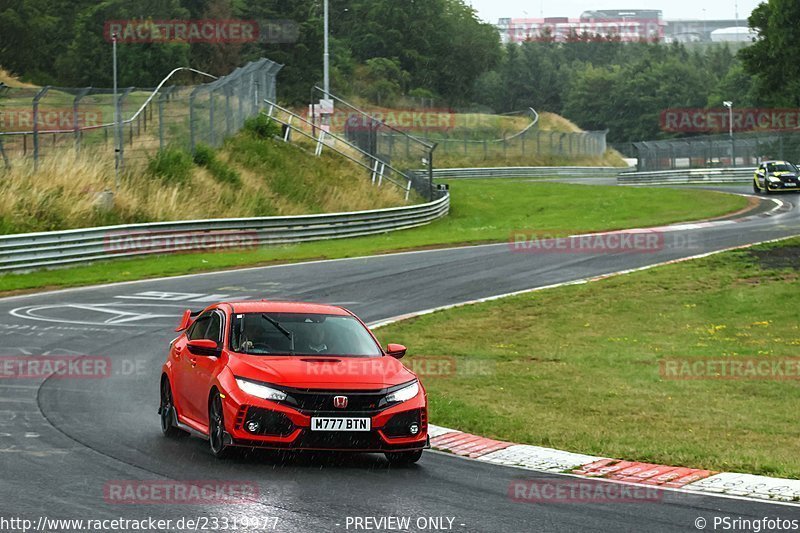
[0, 181, 748, 295]
[374, 237, 800, 478]
[0, 124, 407, 234]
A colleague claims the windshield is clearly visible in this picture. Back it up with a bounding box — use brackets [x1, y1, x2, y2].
[229, 313, 382, 357]
[767, 163, 797, 173]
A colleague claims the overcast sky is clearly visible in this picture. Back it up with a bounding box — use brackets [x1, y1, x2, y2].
[467, 0, 762, 23]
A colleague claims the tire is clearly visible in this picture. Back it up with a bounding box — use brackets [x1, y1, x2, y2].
[208, 391, 231, 458]
[385, 449, 423, 465]
[160, 378, 187, 438]
[753, 179, 760, 194]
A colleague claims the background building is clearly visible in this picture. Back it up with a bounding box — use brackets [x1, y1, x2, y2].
[497, 9, 753, 44]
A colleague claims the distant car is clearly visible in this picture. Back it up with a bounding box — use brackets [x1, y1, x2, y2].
[159, 301, 428, 464]
[753, 161, 800, 194]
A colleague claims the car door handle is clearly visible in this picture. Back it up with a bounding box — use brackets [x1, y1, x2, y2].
[190, 358, 197, 368]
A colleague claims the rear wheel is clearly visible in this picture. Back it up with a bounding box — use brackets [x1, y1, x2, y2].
[160, 378, 187, 438]
[385, 449, 423, 465]
[209, 392, 231, 458]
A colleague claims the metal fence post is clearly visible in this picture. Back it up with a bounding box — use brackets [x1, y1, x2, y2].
[209, 87, 216, 147]
[32, 86, 51, 170]
[189, 86, 201, 154]
[118, 88, 133, 171]
[224, 85, 233, 137]
[73, 87, 91, 154]
[157, 86, 174, 152]
[0, 136, 9, 170]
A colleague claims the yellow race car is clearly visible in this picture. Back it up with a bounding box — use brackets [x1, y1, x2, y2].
[753, 161, 800, 194]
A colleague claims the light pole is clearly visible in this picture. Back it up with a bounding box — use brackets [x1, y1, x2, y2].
[112, 33, 120, 190]
[724, 101, 734, 166]
[323, 0, 330, 98]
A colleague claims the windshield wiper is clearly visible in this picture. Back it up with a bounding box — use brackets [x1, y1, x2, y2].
[261, 314, 295, 354]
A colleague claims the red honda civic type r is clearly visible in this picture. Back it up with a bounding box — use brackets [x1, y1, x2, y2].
[159, 300, 428, 464]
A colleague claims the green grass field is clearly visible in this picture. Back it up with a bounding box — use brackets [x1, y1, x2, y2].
[375, 238, 800, 478]
[0, 180, 748, 295]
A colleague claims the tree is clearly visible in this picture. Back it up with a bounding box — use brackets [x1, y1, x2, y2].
[55, 0, 191, 87]
[740, 0, 800, 106]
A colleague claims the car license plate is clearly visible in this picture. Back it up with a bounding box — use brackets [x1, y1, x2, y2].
[785, 182, 796, 187]
[311, 417, 371, 431]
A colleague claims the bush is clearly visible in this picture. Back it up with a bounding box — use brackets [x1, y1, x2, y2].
[208, 159, 240, 185]
[244, 114, 282, 139]
[191, 143, 241, 185]
[192, 143, 215, 167]
[147, 148, 193, 184]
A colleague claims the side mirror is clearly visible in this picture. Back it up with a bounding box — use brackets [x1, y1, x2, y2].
[187, 339, 221, 357]
[386, 343, 407, 359]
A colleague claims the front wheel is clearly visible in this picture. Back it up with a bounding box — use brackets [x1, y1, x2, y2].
[753, 179, 760, 194]
[385, 449, 423, 466]
[209, 392, 232, 458]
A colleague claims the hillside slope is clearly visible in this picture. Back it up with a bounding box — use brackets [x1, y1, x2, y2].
[0, 123, 408, 235]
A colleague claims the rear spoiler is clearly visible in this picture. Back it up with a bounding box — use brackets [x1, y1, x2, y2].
[175, 309, 203, 332]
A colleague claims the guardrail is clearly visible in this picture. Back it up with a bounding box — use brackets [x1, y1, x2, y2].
[0, 193, 450, 273]
[618, 167, 754, 185]
[430, 167, 628, 180]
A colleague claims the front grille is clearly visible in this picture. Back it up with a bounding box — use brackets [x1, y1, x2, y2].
[278, 382, 417, 414]
[285, 389, 387, 413]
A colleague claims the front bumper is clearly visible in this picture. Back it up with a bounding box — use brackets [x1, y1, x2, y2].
[221, 386, 429, 452]
[766, 177, 800, 191]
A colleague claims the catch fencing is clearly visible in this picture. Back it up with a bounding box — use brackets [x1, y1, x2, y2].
[390, 123, 608, 162]
[634, 130, 800, 172]
[0, 58, 282, 171]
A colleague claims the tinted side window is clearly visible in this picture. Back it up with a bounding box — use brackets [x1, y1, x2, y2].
[187, 314, 212, 341]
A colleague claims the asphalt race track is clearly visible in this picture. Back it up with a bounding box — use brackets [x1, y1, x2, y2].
[1, 186, 800, 532]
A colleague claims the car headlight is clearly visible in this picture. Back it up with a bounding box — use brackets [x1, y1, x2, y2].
[768, 176, 781, 182]
[386, 381, 419, 403]
[235, 378, 287, 401]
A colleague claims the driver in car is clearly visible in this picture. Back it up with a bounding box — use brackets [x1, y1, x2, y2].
[240, 317, 269, 352]
[304, 325, 329, 354]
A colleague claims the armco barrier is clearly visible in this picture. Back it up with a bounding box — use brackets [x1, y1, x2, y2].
[431, 167, 628, 180]
[618, 168, 754, 185]
[0, 193, 449, 272]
